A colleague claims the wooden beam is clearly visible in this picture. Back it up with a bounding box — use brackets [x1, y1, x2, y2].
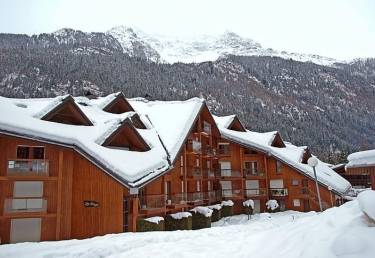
[55, 150, 63, 240]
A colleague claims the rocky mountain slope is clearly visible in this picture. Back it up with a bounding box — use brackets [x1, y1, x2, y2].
[107, 26, 340, 66]
[0, 28, 374, 163]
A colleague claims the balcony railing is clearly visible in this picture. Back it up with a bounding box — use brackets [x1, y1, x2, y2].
[245, 188, 267, 197]
[168, 193, 187, 205]
[269, 188, 288, 197]
[204, 190, 222, 203]
[222, 189, 243, 198]
[203, 169, 216, 178]
[218, 148, 231, 155]
[7, 159, 49, 176]
[202, 146, 217, 156]
[186, 192, 204, 203]
[4, 198, 47, 213]
[219, 169, 241, 178]
[187, 167, 201, 178]
[186, 140, 202, 154]
[244, 169, 265, 177]
[139, 194, 166, 210]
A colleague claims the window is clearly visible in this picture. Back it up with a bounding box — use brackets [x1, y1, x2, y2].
[203, 121, 211, 134]
[244, 149, 257, 155]
[208, 181, 211, 191]
[293, 199, 301, 207]
[16, 146, 45, 159]
[17, 146, 29, 159]
[218, 143, 230, 155]
[196, 180, 201, 192]
[32, 147, 45, 159]
[195, 158, 200, 167]
[276, 160, 282, 174]
[292, 179, 299, 186]
[244, 161, 258, 175]
[14, 181, 43, 197]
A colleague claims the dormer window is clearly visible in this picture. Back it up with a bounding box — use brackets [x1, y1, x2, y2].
[101, 120, 150, 152]
[103, 93, 134, 114]
[41, 96, 92, 126]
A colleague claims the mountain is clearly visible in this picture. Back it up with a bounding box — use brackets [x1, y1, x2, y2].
[107, 26, 340, 66]
[0, 27, 374, 163]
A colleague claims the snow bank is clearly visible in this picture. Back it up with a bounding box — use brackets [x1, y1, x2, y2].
[266, 200, 279, 211]
[170, 212, 192, 220]
[1, 200, 374, 258]
[243, 199, 254, 209]
[357, 190, 375, 221]
[221, 200, 234, 207]
[144, 216, 164, 224]
[208, 204, 222, 210]
[190, 206, 213, 217]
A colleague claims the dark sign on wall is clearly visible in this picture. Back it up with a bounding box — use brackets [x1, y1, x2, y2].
[83, 200, 100, 208]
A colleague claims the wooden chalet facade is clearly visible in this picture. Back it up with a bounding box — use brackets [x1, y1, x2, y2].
[0, 93, 351, 244]
[345, 150, 375, 190]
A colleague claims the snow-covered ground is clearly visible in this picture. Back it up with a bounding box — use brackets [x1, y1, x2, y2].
[1, 199, 374, 258]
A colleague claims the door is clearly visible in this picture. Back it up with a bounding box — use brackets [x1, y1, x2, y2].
[220, 181, 232, 197]
[10, 218, 41, 243]
[220, 161, 231, 177]
[246, 180, 260, 196]
[303, 199, 310, 212]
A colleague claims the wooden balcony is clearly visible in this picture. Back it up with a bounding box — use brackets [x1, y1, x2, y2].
[219, 169, 242, 178]
[7, 159, 49, 176]
[245, 188, 267, 198]
[244, 169, 265, 178]
[4, 198, 48, 214]
[269, 188, 288, 197]
[186, 192, 204, 205]
[186, 139, 202, 154]
[202, 146, 217, 157]
[187, 167, 201, 178]
[222, 189, 243, 199]
[203, 190, 222, 204]
[139, 194, 167, 215]
[202, 169, 216, 178]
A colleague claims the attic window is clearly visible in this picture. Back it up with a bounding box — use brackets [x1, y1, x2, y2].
[271, 133, 286, 148]
[131, 115, 147, 129]
[41, 97, 93, 126]
[103, 94, 134, 114]
[102, 121, 150, 152]
[228, 116, 246, 132]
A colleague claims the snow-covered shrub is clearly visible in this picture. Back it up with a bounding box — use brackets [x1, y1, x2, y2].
[137, 217, 165, 232]
[208, 204, 222, 222]
[190, 207, 212, 230]
[266, 200, 279, 213]
[165, 212, 192, 231]
[243, 199, 254, 215]
[357, 190, 375, 224]
[221, 200, 234, 217]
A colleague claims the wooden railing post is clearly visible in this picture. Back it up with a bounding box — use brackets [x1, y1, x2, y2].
[131, 196, 139, 232]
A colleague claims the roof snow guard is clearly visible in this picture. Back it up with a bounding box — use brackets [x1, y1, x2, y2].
[214, 116, 351, 195]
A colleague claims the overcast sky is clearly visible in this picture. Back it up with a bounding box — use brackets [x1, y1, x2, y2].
[0, 0, 374, 60]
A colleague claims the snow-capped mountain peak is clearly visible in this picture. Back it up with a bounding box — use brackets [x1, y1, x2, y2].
[107, 26, 341, 66]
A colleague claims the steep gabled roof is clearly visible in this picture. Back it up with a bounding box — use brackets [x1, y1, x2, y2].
[36, 95, 93, 126]
[129, 97, 207, 163]
[0, 95, 170, 188]
[214, 116, 351, 195]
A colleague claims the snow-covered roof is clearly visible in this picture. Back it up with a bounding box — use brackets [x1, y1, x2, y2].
[0, 94, 206, 188]
[128, 97, 205, 162]
[346, 149, 375, 168]
[214, 117, 351, 195]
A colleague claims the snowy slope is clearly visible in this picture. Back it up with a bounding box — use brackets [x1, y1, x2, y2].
[108, 26, 341, 66]
[1, 198, 374, 258]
